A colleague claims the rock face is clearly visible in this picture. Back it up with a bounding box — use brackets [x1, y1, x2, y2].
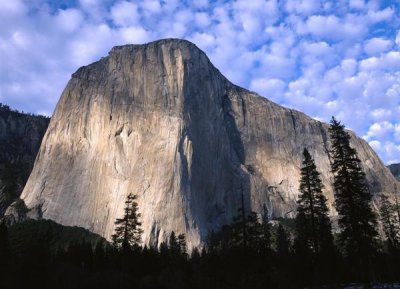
[0, 104, 49, 216]
[18, 39, 399, 248]
[388, 164, 400, 181]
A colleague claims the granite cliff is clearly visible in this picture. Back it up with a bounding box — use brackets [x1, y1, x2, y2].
[0, 104, 49, 216]
[16, 39, 399, 248]
[388, 164, 400, 181]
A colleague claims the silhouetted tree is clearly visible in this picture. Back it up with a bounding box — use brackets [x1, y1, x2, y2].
[178, 233, 187, 256]
[169, 231, 180, 255]
[295, 148, 333, 255]
[294, 148, 334, 286]
[0, 221, 10, 282]
[260, 204, 271, 252]
[329, 117, 378, 281]
[379, 194, 400, 251]
[276, 223, 290, 258]
[112, 193, 143, 251]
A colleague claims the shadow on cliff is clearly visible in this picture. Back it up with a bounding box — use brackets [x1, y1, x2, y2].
[180, 54, 251, 245]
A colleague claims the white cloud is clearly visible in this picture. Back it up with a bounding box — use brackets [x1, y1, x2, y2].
[120, 26, 152, 44]
[364, 37, 392, 56]
[396, 31, 400, 46]
[285, 0, 320, 16]
[110, 1, 139, 27]
[367, 7, 394, 23]
[364, 121, 395, 140]
[250, 78, 286, 100]
[349, 0, 365, 10]
[140, 0, 161, 15]
[300, 14, 366, 41]
[0, 0, 26, 15]
[369, 140, 381, 151]
[56, 9, 84, 33]
[0, 0, 399, 164]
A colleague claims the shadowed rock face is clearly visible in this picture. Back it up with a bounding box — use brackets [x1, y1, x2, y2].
[18, 39, 399, 249]
[0, 106, 49, 216]
[388, 164, 400, 181]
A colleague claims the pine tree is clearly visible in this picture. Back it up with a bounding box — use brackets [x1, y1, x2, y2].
[178, 233, 187, 256]
[329, 117, 378, 276]
[261, 204, 271, 251]
[379, 194, 399, 251]
[295, 148, 333, 256]
[276, 223, 290, 258]
[112, 193, 143, 251]
[231, 185, 249, 248]
[0, 221, 10, 279]
[169, 231, 180, 255]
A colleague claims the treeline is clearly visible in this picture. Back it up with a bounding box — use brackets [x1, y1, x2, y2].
[0, 102, 50, 119]
[0, 117, 399, 289]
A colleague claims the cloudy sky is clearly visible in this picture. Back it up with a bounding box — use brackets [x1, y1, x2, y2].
[0, 0, 399, 164]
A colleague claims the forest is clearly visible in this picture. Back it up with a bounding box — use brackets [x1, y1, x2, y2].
[0, 117, 399, 289]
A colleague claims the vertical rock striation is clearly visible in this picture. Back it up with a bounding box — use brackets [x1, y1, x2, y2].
[18, 39, 399, 248]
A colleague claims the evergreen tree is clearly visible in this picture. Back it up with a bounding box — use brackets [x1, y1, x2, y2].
[379, 194, 399, 251]
[178, 233, 187, 256]
[231, 186, 249, 248]
[329, 117, 378, 278]
[276, 223, 290, 258]
[112, 193, 143, 251]
[169, 231, 181, 255]
[295, 148, 333, 256]
[261, 204, 271, 251]
[0, 221, 10, 281]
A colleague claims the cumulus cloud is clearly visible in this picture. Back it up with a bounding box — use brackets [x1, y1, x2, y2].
[364, 37, 392, 56]
[0, 0, 399, 164]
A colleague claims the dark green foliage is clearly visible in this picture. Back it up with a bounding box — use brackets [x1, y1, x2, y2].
[261, 204, 272, 250]
[294, 148, 335, 286]
[329, 117, 379, 280]
[168, 231, 180, 254]
[111, 193, 143, 251]
[0, 221, 10, 280]
[379, 194, 400, 251]
[2, 217, 399, 289]
[177, 233, 187, 256]
[295, 148, 333, 257]
[276, 223, 290, 258]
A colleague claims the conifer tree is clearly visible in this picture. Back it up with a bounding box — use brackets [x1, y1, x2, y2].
[328, 117, 378, 275]
[379, 194, 399, 251]
[276, 223, 290, 258]
[178, 233, 187, 256]
[261, 204, 271, 251]
[295, 148, 333, 256]
[112, 193, 143, 251]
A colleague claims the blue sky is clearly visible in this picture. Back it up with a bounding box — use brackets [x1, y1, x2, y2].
[0, 0, 399, 164]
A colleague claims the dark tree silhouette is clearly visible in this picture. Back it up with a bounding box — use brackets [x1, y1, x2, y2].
[276, 223, 290, 258]
[294, 148, 334, 286]
[112, 193, 143, 251]
[329, 117, 378, 280]
[260, 204, 272, 252]
[169, 231, 179, 253]
[295, 148, 333, 256]
[379, 194, 400, 251]
[178, 233, 187, 256]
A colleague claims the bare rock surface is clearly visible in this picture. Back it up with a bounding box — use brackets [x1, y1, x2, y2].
[18, 39, 399, 248]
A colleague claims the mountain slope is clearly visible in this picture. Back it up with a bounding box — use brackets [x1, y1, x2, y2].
[0, 104, 49, 216]
[388, 163, 400, 181]
[16, 39, 399, 248]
